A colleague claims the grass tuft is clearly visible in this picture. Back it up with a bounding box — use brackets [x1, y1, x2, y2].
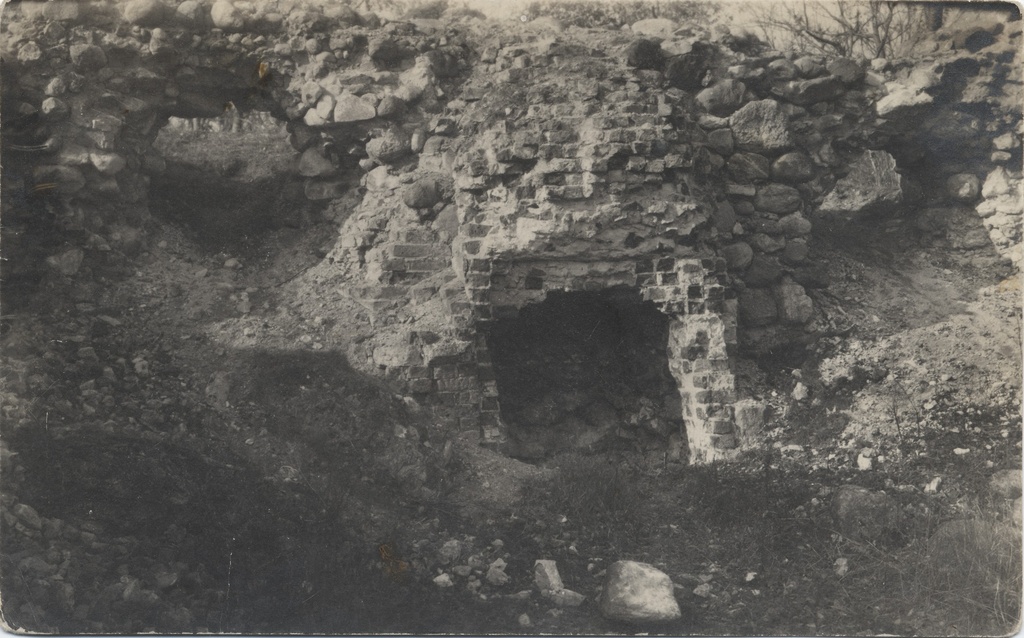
[525, 452, 650, 548]
[909, 516, 1022, 636]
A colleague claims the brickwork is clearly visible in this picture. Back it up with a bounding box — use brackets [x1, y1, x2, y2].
[473, 255, 739, 460]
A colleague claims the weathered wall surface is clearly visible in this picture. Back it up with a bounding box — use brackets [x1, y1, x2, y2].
[3, 0, 1020, 463]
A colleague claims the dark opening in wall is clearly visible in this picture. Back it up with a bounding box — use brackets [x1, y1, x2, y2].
[485, 286, 684, 461]
[148, 113, 314, 255]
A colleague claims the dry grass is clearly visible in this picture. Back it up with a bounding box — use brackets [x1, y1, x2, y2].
[908, 516, 1022, 635]
[523, 452, 651, 549]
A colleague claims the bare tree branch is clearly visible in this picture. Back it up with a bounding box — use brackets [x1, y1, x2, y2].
[750, 0, 932, 59]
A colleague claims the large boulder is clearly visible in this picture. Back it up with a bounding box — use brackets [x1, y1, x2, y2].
[778, 212, 812, 237]
[41, 1, 80, 21]
[721, 242, 753, 270]
[875, 85, 933, 119]
[375, 95, 407, 119]
[366, 129, 410, 165]
[711, 200, 737, 233]
[832, 485, 901, 542]
[69, 44, 107, 72]
[332, 92, 376, 123]
[395, 59, 436, 103]
[742, 254, 782, 288]
[298, 147, 335, 178]
[827, 57, 864, 84]
[775, 281, 813, 324]
[403, 178, 442, 209]
[706, 128, 734, 155]
[819, 150, 902, 217]
[729, 99, 793, 154]
[599, 561, 681, 623]
[631, 18, 677, 40]
[122, 0, 167, 26]
[211, 1, 245, 30]
[696, 79, 747, 116]
[175, 0, 207, 24]
[767, 58, 799, 82]
[782, 238, 809, 264]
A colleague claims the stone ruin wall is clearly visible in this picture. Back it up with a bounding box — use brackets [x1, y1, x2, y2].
[3, 0, 1021, 463]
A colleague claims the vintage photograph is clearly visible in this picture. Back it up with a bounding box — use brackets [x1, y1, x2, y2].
[1, 0, 1021, 634]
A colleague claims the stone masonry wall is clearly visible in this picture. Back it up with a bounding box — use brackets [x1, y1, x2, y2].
[3, 1, 1020, 464]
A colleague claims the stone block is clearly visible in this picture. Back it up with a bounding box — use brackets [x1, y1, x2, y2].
[707, 128, 734, 155]
[819, 150, 902, 216]
[729, 99, 793, 154]
[827, 57, 864, 84]
[534, 560, 564, 591]
[775, 282, 813, 324]
[771, 152, 815, 183]
[367, 129, 411, 166]
[211, 0, 245, 30]
[721, 242, 753, 271]
[728, 152, 770, 183]
[982, 167, 1015, 199]
[781, 238, 809, 264]
[176, 0, 206, 24]
[334, 91, 377, 123]
[767, 58, 799, 82]
[696, 79, 747, 117]
[600, 561, 681, 623]
[123, 0, 167, 26]
[403, 178, 442, 209]
[733, 398, 766, 443]
[70, 44, 107, 72]
[298, 147, 335, 177]
[778, 212, 812, 237]
[793, 56, 825, 78]
[754, 184, 802, 214]
[776, 76, 844, 105]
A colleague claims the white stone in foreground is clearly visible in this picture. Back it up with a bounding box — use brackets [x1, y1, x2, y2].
[599, 560, 681, 622]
